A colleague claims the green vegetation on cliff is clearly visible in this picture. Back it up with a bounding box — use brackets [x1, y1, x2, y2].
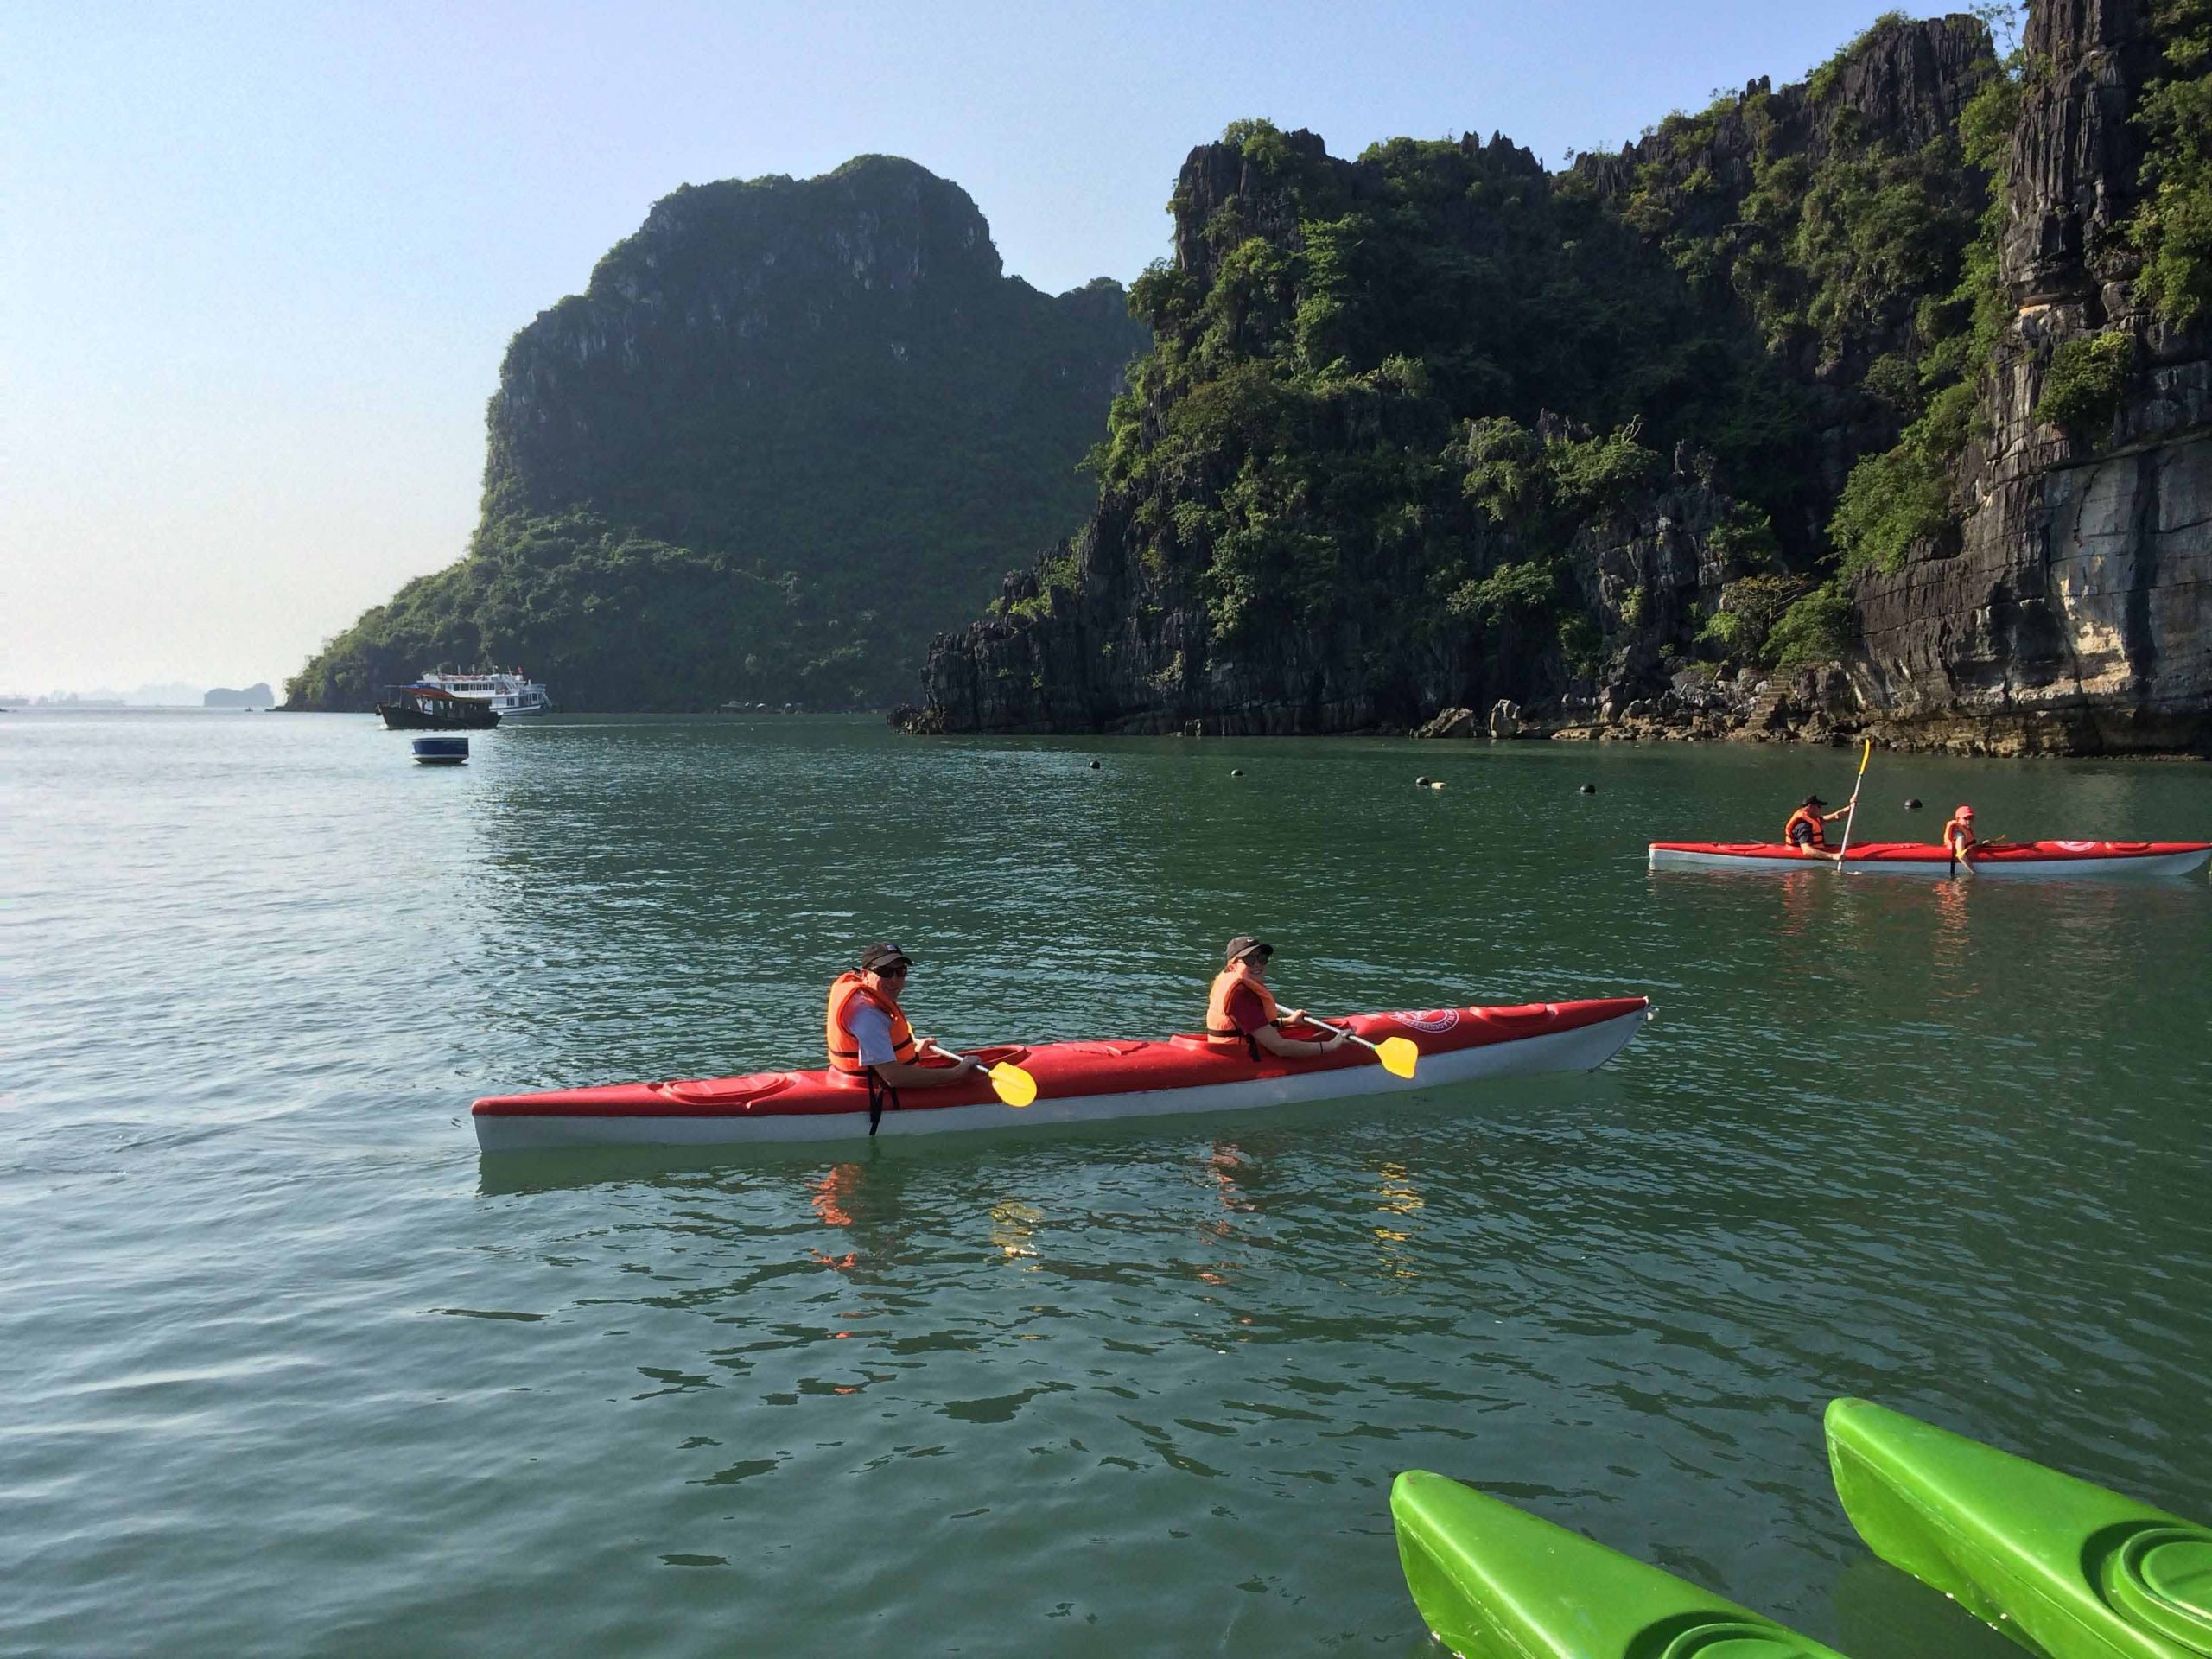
[289, 157, 1143, 711]
[1064, 12, 2002, 698]
[2135, 0, 2212, 326]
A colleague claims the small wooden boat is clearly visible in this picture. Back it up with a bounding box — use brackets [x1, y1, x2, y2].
[473, 997, 1652, 1151]
[1649, 840, 2211, 879]
[378, 684, 499, 730]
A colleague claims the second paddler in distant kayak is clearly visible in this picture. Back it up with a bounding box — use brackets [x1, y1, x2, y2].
[1206, 936, 1351, 1061]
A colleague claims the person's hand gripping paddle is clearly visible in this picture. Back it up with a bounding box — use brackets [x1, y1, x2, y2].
[1300, 1018, 1420, 1080]
[921, 1040, 1039, 1107]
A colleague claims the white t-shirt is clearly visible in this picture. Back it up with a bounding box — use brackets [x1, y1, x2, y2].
[846, 1003, 898, 1066]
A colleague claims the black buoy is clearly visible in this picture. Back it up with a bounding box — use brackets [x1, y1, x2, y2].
[1904, 797, 1923, 810]
[1580, 783, 1597, 794]
[1089, 759, 1101, 770]
[1230, 768, 1243, 777]
[1415, 775, 1431, 787]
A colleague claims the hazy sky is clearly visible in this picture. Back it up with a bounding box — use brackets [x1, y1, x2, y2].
[6, 0, 1928, 696]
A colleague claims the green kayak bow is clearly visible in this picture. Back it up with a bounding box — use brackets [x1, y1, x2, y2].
[1390, 1470, 1852, 1659]
[1827, 1397, 2212, 1659]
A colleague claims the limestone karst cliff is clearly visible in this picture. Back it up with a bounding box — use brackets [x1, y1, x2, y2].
[288, 156, 1144, 711]
[1853, 0, 2212, 753]
[912, 4, 2212, 754]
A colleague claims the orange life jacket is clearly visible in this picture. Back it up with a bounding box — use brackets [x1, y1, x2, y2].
[1784, 806, 1827, 849]
[1205, 962, 1280, 1052]
[825, 971, 918, 1073]
[1942, 815, 1975, 855]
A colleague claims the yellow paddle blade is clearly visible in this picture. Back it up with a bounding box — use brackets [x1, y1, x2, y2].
[1375, 1037, 1420, 1080]
[988, 1062, 1038, 1108]
[1857, 736, 1873, 775]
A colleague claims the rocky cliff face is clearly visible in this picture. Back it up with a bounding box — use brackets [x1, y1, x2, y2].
[911, 18, 2005, 741]
[1853, 0, 2212, 753]
[914, 4, 2210, 756]
[289, 156, 1144, 712]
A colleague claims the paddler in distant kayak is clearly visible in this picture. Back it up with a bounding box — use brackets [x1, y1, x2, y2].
[1783, 793, 1849, 861]
[1942, 804, 1977, 857]
[1942, 803, 1978, 870]
[1206, 937, 1351, 1061]
[826, 943, 986, 1091]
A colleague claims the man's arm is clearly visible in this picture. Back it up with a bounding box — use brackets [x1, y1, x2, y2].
[1250, 1019, 1344, 1060]
[872, 1056, 981, 1089]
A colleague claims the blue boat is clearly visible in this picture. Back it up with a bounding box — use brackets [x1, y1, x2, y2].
[411, 736, 469, 766]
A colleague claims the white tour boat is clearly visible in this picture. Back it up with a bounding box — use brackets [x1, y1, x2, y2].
[420, 671, 553, 716]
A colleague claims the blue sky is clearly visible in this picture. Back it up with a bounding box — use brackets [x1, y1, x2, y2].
[5, 1, 1944, 694]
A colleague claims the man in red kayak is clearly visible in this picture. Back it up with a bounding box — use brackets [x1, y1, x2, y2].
[1783, 793, 1848, 860]
[1206, 937, 1351, 1062]
[826, 943, 985, 1091]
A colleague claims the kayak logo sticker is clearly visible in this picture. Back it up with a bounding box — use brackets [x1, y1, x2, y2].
[2054, 839, 2100, 851]
[1391, 1010, 1460, 1033]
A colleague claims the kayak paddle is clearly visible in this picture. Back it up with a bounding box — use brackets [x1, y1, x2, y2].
[921, 1040, 1039, 1107]
[1834, 736, 1873, 862]
[1306, 1018, 1419, 1080]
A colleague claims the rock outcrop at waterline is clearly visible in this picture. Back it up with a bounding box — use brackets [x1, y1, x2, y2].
[286, 156, 1145, 712]
[909, 4, 2212, 755]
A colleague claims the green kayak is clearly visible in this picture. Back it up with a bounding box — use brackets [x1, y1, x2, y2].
[1390, 1470, 1852, 1658]
[1826, 1397, 2212, 1659]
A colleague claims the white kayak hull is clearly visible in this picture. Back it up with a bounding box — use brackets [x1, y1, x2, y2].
[1648, 844, 2211, 880]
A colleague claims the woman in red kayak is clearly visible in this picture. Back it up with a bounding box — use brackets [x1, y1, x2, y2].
[1783, 794, 1848, 861]
[1206, 936, 1350, 1062]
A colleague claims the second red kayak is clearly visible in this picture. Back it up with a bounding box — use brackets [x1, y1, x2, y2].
[1649, 840, 2210, 878]
[474, 996, 1652, 1151]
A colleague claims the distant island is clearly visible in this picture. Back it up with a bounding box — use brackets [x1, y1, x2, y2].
[204, 683, 275, 708]
[285, 156, 1144, 714]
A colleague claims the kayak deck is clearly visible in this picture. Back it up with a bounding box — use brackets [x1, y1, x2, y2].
[1827, 1397, 2212, 1659]
[1391, 1471, 1852, 1659]
[473, 996, 1651, 1151]
[1650, 840, 2211, 878]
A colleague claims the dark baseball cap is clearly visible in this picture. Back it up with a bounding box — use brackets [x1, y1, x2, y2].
[1224, 935, 1274, 962]
[1802, 794, 1827, 808]
[860, 942, 912, 972]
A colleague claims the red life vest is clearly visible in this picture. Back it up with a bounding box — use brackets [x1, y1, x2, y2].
[1784, 806, 1827, 849]
[1942, 814, 1975, 855]
[1205, 961, 1281, 1051]
[825, 972, 918, 1073]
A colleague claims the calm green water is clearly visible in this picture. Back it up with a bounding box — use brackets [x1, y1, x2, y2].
[4, 711, 2209, 1657]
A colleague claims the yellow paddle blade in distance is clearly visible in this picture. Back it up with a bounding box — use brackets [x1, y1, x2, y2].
[989, 1062, 1039, 1108]
[1375, 1037, 1420, 1080]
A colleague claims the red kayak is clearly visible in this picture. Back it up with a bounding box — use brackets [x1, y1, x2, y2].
[473, 996, 1653, 1151]
[1648, 840, 2210, 879]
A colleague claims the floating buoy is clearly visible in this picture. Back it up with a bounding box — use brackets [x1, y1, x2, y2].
[1904, 797, 1923, 810]
[1089, 760, 1101, 770]
[1230, 768, 1243, 777]
[1415, 775, 1431, 787]
[1430, 780, 1446, 790]
[1579, 783, 1597, 794]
